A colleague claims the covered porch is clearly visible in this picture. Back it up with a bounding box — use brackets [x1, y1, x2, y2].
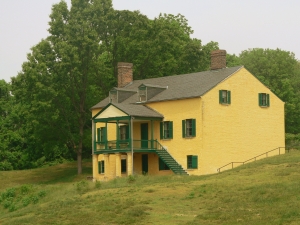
[92, 103, 164, 154]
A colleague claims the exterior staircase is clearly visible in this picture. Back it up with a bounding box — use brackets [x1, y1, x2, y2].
[156, 148, 188, 175]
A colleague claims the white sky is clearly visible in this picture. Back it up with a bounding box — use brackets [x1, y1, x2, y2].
[1, 0, 300, 82]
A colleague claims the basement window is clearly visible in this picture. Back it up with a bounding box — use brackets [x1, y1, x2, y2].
[259, 93, 270, 107]
[160, 121, 173, 139]
[219, 90, 231, 104]
[187, 155, 198, 169]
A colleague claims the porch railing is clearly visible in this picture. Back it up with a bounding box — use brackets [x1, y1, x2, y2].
[94, 139, 165, 152]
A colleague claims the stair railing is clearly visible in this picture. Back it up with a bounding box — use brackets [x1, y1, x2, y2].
[217, 147, 286, 173]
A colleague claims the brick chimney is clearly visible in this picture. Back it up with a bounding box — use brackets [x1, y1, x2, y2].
[118, 62, 133, 88]
[210, 50, 227, 70]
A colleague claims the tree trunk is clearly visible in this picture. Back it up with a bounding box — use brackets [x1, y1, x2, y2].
[77, 150, 82, 174]
[77, 115, 84, 175]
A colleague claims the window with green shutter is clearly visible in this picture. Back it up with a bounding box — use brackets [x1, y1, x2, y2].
[97, 127, 107, 142]
[160, 121, 173, 139]
[182, 119, 196, 138]
[98, 160, 105, 174]
[187, 155, 198, 169]
[159, 158, 170, 170]
[219, 90, 231, 104]
[119, 125, 129, 140]
[259, 93, 270, 107]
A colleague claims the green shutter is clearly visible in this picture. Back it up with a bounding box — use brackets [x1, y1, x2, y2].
[97, 128, 101, 142]
[267, 94, 270, 107]
[227, 91, 231, 104]
[219, 90, 223, 104]
[103, 127, 107, 141]
[102, 161, 105, 173]
[182, 120, 186, 138]
[192, 155, 198, 169]
[160, 122, 163, 139]
[98, 161, 101, 174]
[125, 125, 129, 139]
[259, 93, 262, 106]
[192, 119, 196, 137]
[169, 121, 173, 139]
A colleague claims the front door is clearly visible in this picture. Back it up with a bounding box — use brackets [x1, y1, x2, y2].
[141, 123, 148, 148]
[142, 154, 148, 174]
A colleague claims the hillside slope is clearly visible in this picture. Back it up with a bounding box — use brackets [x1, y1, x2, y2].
[0, 152, 300, 225]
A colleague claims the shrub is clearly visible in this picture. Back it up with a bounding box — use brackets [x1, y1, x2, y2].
[127, 175, 136, 183]
[76, 180, 89, 195]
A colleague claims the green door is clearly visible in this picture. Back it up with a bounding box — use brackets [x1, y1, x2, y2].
[142, 154, 148, 174]
[141, 123, 148, 148]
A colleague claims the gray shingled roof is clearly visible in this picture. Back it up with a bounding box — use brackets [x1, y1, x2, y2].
[111, 103, 164, 118]
[92, 66, 243, 109]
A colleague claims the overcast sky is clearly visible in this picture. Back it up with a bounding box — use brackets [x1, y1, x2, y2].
[1, 0, 300, 82]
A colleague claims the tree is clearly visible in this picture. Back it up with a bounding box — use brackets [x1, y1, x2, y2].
[239, 48, 300, 133]
[11, 0, 220, 173]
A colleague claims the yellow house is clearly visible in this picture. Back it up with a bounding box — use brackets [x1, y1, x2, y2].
[91, 50, 285, 181]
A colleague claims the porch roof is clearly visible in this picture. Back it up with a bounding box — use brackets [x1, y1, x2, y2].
[92, 103, 164, 120]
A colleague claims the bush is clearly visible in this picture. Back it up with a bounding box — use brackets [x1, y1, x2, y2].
[76, 180, 89, 195]
[286, 133, 300, 149]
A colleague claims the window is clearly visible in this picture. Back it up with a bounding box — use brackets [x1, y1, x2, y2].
[98, 160, 105, 174]
[182, 119, 196, 138]
[121, 159, 126, 173]
[219, 90, 231, 104]
[159, 158, 170, 170]
[97, 127, 107, 142]
[109, 90, 117, 103]
[187, 155, 198, 169]
[138, 86, 146, 102]
[259, 93, 270, 107]
[160, 121, 173, 139]
[119, 125, 129, 140]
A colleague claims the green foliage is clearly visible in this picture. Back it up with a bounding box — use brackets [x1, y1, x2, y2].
[285, 133, 300, 149]
[0, 184, 46, 212]
[2, 0, 221, 173]
[127, 174, 136, 183]
[239, 48, 300, 133]
[76, 180, 89, 195]
[94, 180, 101, 189]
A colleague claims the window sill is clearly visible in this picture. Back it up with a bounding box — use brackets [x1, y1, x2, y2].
[186, 168, 197, 170]
[220, 103, 230, 106]
[184, 136, 195, 139]
[260, 106, 269, 108]
[161, 138, 172, 141]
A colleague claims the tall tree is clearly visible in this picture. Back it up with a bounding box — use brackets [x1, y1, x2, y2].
[239, 48, 300, 133]
[11, 0, 220, 173]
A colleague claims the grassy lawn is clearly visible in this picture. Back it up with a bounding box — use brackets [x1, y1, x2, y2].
[1, 151, 300, 224]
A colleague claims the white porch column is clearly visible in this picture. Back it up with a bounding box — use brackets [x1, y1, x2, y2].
[92, 154, 98, 181]
[103, 154, 109, 178]
[127, 152, 133, 176]
[115, 153, 121, 177]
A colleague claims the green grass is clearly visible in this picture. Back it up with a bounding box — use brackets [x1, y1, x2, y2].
[1, 152, 300, 224]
